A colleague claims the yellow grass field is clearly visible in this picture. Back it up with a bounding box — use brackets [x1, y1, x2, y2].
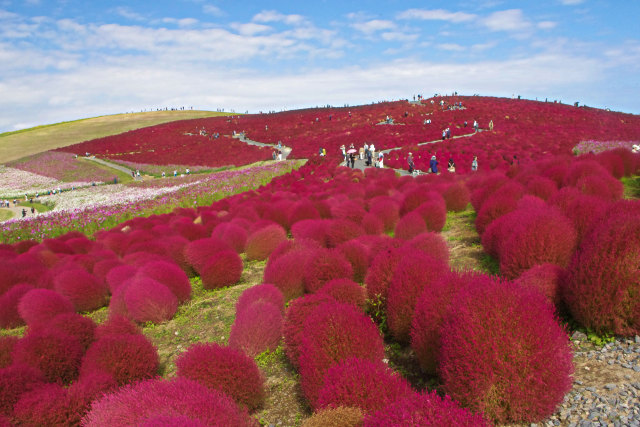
[0, 110, 231, 163]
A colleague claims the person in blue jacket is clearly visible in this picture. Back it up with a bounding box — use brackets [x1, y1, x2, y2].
[430, 155, 439, 174]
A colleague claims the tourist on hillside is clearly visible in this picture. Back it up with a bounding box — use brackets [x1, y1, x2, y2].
[369, 144, 375, 160]
[446, 128, 451, 139]
[174, 170, 177, 177]
[464, 121, 468, 128]
[162, 171, 166, 178]
[447, 158, 456, 173]
[489, 120, 494, 131]
[359, 147, 364, 160]
[186, 168, 190, 175]
[407, 152, 415, 174]
[442, 130, 446, 141]
[278, 151, 282, 161]
[31, 207, 35, 215]
[22, 209, 26, 218]
[472, 156, 478, 171]
[350, 153, 356, 168]
[273, 150, 277, 160]
[340, 145, 347, 165]
[473, 120, 479, 131]
[430, 155, 439, 174]
[377, 152, 384, 168]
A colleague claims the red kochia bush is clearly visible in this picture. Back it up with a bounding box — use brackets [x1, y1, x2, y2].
[236, 284, 284, 315]
[39, 312, 97, 351]
[80, 334, 159, 386]
[316, 358, 414, 414]
[497, 207, 577, 280]
[442, 180, 471, 212]
[124, 277, 179, 323]
[563, 205, 640, 336]
[245, 224, 288, 261]
[0, 283, 33, 329]
[18, 288, 75, 327]
[368, 197, 400, 232]
[0, 364, 45, 416]
[336, 240, 370, 283]
[318, 279, 366, 310]
[386, 252, 448, 343]
[303, 248, 353, 293]
[291, 219, 329, 247]
[82, 377, 256, 427]
[326, 220, 365, 248]
[176, 343, 265, 411]
[475, 182, 524, 235]
[411, 271, 491, 375]
[200, 250, 244, 290]
[137, 260, 191, 303]
[183, 238, 233, 272]
[514, 263, 564, 309]
[298, 302, 385, 407]
[262, 250, 309, 301]
[13, 383, 76, 426]
[283, 294, 336, 367]
[228, 301, 283, 357]
[105, 264, 138, 294]
[415, 198, 447, 232]
[0, 337, 18, 369]
[361, 212, 384, 235]
[364, 391, 489, 427]
[402, 232, 449, 264]
[438, 280, 573, 424]
[575, 172, 624, 201]
[137, 415, 208, 426]
[12, 331, 84, 384]
[53, 268, 109, 312]
[212, 222, 248, 253]
[364, 246, 409, 303]
[526, 176, 558, 201]
[394, 211, 427, 240]
[94, 314, 141, 339]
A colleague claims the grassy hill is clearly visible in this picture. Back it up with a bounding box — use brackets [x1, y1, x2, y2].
[0, 110, 232, 163]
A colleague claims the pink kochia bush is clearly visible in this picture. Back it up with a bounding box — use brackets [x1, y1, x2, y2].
[137, 260, 192, 303]
[228, 300, 283, 357]
[0, 364, 45, 416]
[318, 279, 367, 310]
[262, 250, 308, 301]
[212, 222, 248, 254]
[298, 302, 385, 408]
[80, 334, 159, 386]
[563, 203, 640, 335]
[236, 284, 285, 315]
[123, 277, 179, 323]
[442, 180, 471, 212]
[394, 211, 427, 240]
[176, 343, 265, 411]
[200, 250, 244, 290]
[336, 240, 370, 283]
[245, 224, 288, 261]
[12, 331, 84, 384]
[82, 377, 256, 427]
[0, 284, 33, 329]
[0, 337, 18, 369]
[12, 383, 78, 426]
[39, 312, 97, 351]
[94, 314, 141, 339]
[17, 288, 75, 328]
[303, 248, 353, 293]
[316, 357, 414, 414]
[514, 263, 565, 309]
[53, 268, 109, 312]
[363, 391, 489, 427]
[438, 279, 573, 424]
[386, 252, 448, 343]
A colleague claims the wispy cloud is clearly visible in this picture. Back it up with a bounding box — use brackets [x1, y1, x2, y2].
[252, 10, 307, 26]
[397, 8, 476, 23]
[537, 21, 557, 30]
[483, 9, 531, 32]
[203, 4, 223, 16]
[352, 19, 395, 34]
[559, 0, 585, 5]
[113, 6, 146, 22]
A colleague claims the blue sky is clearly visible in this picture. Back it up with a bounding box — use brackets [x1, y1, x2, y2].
[1, 0, 639, 132]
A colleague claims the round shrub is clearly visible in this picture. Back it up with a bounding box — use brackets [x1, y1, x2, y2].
[94, 314, 141, 339]
[415, 199, 447, 232]
[316, 358, 413, 414]
[184, 238, 233, 273]
[401, 232, 449, 264]
[138, 415, 209, 426]
[526, 176, 558, 201]
[443, 181, 471, 212]
[176, 342, 265, 411]
[228, 300, 283, 357]
[288, 199, 321, 227]
[368, 198, 400, 232]
[394, 211, 427, 240]
[364, 246, 409, 303]
[475, 182, 524, 235]
[563, 206, 640, 335]
[410, 271, 491, 375]
[514, 263, 564, 309]
[0, 336, 18, 369]
[245, 224, 288, 261]
[39, 312, 96, 351]
[138, 260, 192, 303]
[124, 277, 179, 324]
[0, 364, 45, 416]
[497, 207, 577, 280]
[82, 377, 256, 427]
[330, 199, 367, 223]
[80, 334, 159, 386]
[399, 186, 432, 216]
[386, 252, 448, 343]
[563, 159, 610, 187]
[122, 251, 170, 268]
[18, 288, 75, 328]
[212, 222, 248, 254]
[105, 264, 138, 294]
[283, 294, 336, 367]
[361, 213, 385, 235]
[575, 172, 624, 201]
[53, 268, 109, 312]
[559, 193, 611, 244]
[303, 248, 353, 294]
[236, 284, 284, 315]
[13, 383, 76, 426]
[298, 302, 385, 407]
[262, 250, 309, 301]
[291, 219, 329, 247]
[92, 258, 123, 282]
[363, 391, 489, 427]
[326, 219, 365, 248]
[318, 279, 366, 310]
[438, 280, 573, 424]
[301, 406, 363, 427]
[0, 283, 33, 329]
[13, 331, 83, 384]
[200, 250, 244, 290]
[336, 240, 370, 283]
[0, 261, 19, 296]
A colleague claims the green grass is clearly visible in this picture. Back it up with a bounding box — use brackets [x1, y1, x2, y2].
[0, 209, 13, 221]
[19, 201, 51, 213]
[622, 175, 640, 199]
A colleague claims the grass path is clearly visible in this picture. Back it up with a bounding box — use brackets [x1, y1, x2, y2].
[0, 110, 231, 163]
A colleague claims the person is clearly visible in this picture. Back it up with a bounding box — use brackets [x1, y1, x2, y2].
[273, 150, 277, 160]
[131, 170, 135, 178]
[632, 144, 640, 153]
[22, 209, 26, 218]
[378, 152, 384, 168]
[319, 147, 323, 156]
[278, 141, 282, 150]
[340, 145, 346, 165]
[162, 171, 166, 178]
[278, 151, 282, 161]
[366, 149, 373, 167]
[174, 170, 177, 177]
[471, 156, 478, 171]
[136, 170, 140, 177]
[473, 120, 479, 131]
[446, 128, 451, 139]
[447, 158, 456, 173]
[442, 130, 446, 141]
[430, 155, 439, 174]
[489, 120, 494, 131]
[31, 207, 35, 215]
[350, 153, 355, 168]
[359, 147, 364, 160]
[186, 168, 190, 175]
[369, 144, 376, 163]
[407, 152, 415, 174]
[322, 148, 326, 156]
[464, 120, 468, 128]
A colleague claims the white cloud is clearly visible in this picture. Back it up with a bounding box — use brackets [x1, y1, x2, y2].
[438, 43, 466, 52]
[113, 7, 145, 22]
[230, 22, 271, 36]
[352, 19, 395, 34]
[560, 0, 585, 5]
[252, 10, 307, 26]
[381, 31, 419, 42]
[483, 9, 532, 32]
[161, 17, 199, 27]
[537, 21, 557, 30]
[397, 8, 476, 23]
[203, 4, 223, 16]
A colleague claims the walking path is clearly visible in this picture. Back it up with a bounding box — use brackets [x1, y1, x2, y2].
[0, 205, 39, 221]
[83, 157, 143, 180]
[233, 134, 292, 160]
